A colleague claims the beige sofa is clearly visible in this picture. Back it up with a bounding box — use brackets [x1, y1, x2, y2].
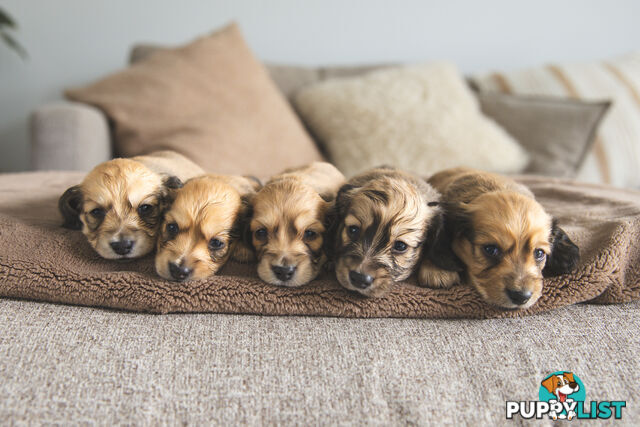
[8, 50, 639, 424]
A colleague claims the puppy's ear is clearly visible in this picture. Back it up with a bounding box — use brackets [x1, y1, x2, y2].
[424, 205, 465, 272]
[58, 185, 83, 230]
[543, 219, 580, 277]
[231, 194, 256, 262]
[335, 183, 357, 217]
[321, 200, 340, 259]
[158, 175, 183, 211]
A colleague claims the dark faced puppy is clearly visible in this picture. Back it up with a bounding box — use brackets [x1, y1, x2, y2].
[332, 167, 442, 297]
[419, 167, 580, 309]
[247, 162, 345, 287]
[155, 174, 260, 281]
[58, 151, 204, 259]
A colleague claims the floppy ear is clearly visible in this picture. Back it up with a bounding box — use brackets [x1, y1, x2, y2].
[541, 376, 558, 393]
[58, 185, 83, 230]
[543, 219, 580, 277]
[158, 175, 184, 211]
[424, 203, 467, 272]
[334, 183, 357, 217]
[231, 194, 256, 262]
[321, 200, 340, 260]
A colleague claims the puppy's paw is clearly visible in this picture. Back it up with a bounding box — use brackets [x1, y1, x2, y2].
[418, 261, 460, 289]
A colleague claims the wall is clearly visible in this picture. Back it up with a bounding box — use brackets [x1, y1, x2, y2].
[1, 0, 638, 172]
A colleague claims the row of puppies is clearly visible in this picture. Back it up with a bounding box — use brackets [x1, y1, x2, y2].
[59, 151, 580, 309]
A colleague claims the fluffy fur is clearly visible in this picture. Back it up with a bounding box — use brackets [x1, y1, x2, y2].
[58, 151, 203, 259]
[418, 167, 580, 309]
[246, 162, 345, 287]
[331, 167, 442, 297]
[155, 174, 260, 281]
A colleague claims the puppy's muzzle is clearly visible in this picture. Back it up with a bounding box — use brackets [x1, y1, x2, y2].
[110, 239, 134, 256]
[349, 270, 374, 289]
[271, 264, 297, 282]
[506, 289, 533, 305]
[169, 262, 193, 281]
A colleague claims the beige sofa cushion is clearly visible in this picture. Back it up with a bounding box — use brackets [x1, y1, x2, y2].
[66, 23, 322, 177]
[293, 63, 529, 177]
[472, 52, 640, 187]
[476, 92, 610, 177]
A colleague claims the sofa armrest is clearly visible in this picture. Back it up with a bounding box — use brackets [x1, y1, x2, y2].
[30, 101, 112, 171]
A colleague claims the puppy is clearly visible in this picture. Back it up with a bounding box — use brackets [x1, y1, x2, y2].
[418, 167, 580, 309]
[58, 151, 204, 259]
[332, 167, 442, 297]
[155, 174, 260, 281]
[246, 162, 345, 287]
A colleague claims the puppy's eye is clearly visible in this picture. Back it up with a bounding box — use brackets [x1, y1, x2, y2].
[304, 230, 317, 240]
[137, 204, 153, 216]
[89, 208, 105, 219]
[482, 244, 501, 258]
[347, 225, 360, 239]
[254, 228, 267, 240]
[166, 222, 179, 236]
[534, 248, 546, 261]
[209, 238, 225, 250]
[392, 240, 408, 253]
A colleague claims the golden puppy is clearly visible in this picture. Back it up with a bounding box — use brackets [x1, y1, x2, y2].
[246, 162, 345, 287]
[155, 174, 260, 281]
[58, 151, 203, 259]
[418, 167, 580, 309]
[331, 167, 442, 297]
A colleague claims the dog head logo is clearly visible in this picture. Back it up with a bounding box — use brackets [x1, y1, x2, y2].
[539, 371, 585, 420]
[541, 372, 581, 403]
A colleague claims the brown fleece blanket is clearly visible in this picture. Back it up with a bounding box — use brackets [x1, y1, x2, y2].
[1, 171, 639, 318]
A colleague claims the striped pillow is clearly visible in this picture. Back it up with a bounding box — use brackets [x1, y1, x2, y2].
[472, 52, 640, 188]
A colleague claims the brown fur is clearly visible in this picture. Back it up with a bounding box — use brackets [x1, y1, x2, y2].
[155, 174, 260, 281]
[419, 167, 579, 309]
[332, 167, 442, 297]
[58, 151, 204, 259]
[247, 162, 345, 287]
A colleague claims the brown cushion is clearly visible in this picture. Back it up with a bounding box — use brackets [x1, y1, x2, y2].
[66, 23, 322, 177]
[476, 92, 610, 177]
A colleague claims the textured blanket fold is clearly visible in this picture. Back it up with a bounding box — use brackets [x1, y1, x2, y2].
[1, 172, 639, 318]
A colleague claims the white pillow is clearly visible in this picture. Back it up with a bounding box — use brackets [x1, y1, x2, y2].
[294, 63, 529, 177]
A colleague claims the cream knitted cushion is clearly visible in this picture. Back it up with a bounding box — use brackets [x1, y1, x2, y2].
[294, 63, 529, 177]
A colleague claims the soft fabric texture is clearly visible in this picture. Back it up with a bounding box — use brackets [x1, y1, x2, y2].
[2, 298, 639, 424]
[1, 171, 638, 318]
[476, 92, 610, 177]
[65, 23, 322, 177]
[293, 63, 529, 177]
[472, 52, 640, 187]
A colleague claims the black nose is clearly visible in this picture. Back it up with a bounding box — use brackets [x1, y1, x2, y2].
[349, 270, 374, 289]
[271, 265, 296, 281]
[506, 289, 532, 305]
[110, 239, 134, 255]
[169, 262, 193, 281]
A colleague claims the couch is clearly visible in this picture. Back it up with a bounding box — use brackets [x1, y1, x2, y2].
[3, 48, 639, 424]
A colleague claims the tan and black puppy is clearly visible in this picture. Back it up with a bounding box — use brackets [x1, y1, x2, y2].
[331, 167, 442, 297]
[155, 174, 260, 281]
[246, 162, 345, 287]
[418, 167, 580, 309]
[58, 151, 204, 259]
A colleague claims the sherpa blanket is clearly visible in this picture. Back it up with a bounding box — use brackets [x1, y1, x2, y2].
[1, 171, 639, 319]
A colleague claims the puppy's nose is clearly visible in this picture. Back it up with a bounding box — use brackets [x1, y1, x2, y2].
[271, 265, 296, 282]
[169, 262, 193, 281]
[349, 271, 374, 289]
[506, 289, 532, 305]
[110, 239, 134, 255]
